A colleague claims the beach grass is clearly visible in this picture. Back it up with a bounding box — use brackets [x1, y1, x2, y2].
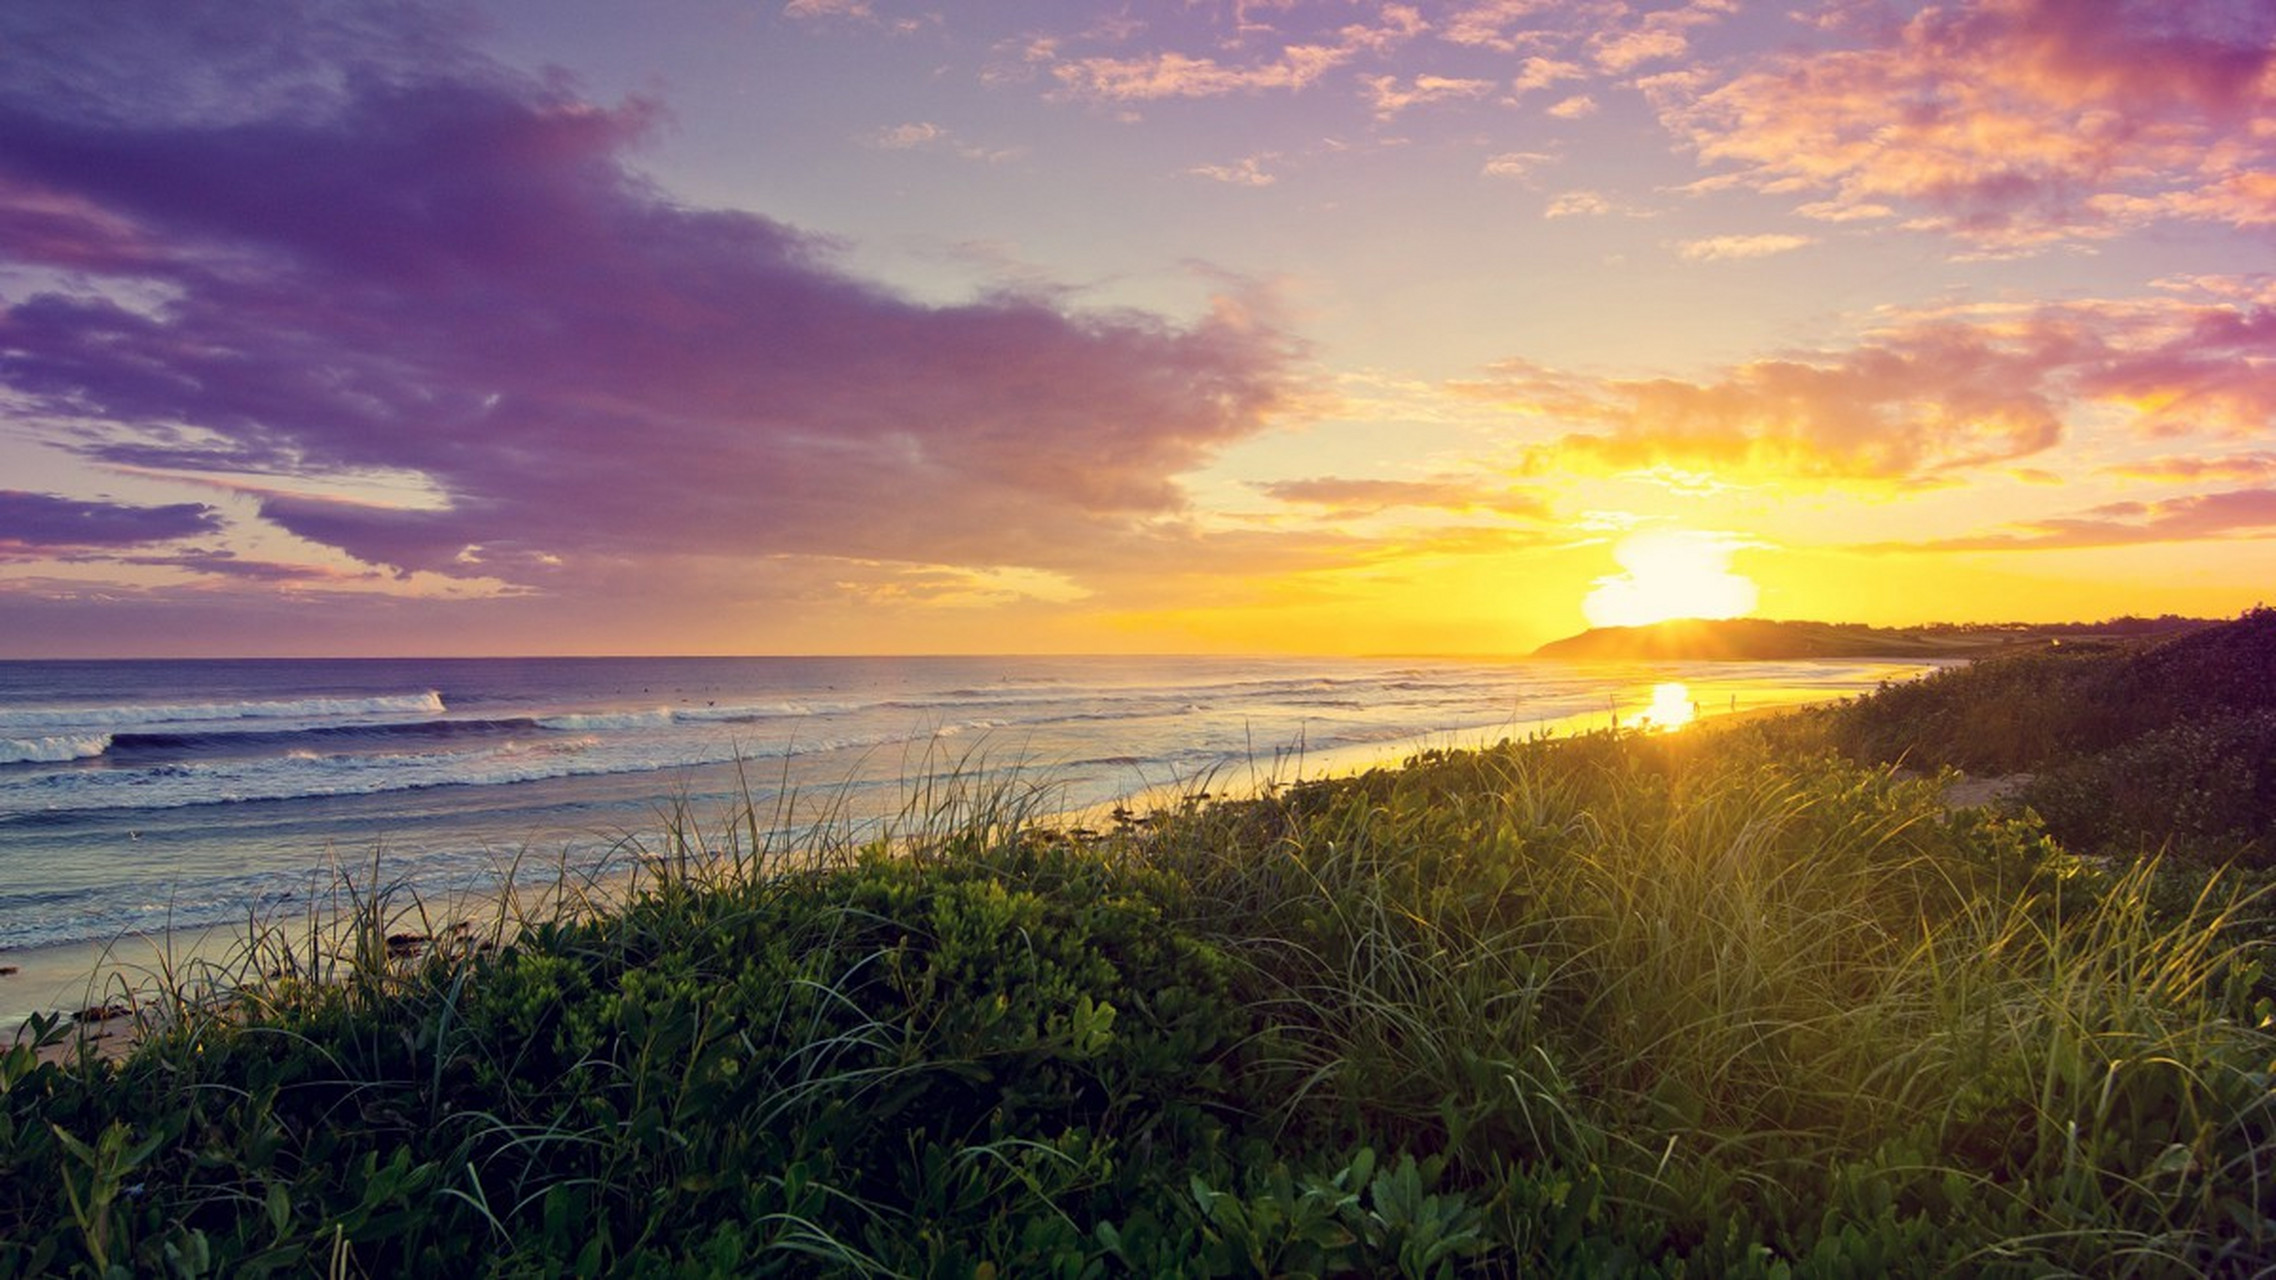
[4, 710, 2272, 1277]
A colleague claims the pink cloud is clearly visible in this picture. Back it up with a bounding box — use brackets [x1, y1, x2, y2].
[2107, 452, 2276, 483]
[1658, 0, 2276, 248]
[1887, 488, 2276, 552]
[2065, 299, 2276, 437]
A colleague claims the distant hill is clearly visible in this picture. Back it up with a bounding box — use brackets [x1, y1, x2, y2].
[1531, 615, 2212, 661]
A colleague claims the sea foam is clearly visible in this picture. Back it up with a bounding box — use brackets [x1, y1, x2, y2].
[0, 734, 112, 765]
[0, 691, 446, 732]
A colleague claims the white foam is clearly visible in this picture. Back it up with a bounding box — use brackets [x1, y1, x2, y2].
[537, 700, 863, 731]
[0, 715, 1041, 818]
[678, 699, 856, 721]
[535, 708, 673, 732]
[0, 690, 446, 732]
[0, 734, 112, 765]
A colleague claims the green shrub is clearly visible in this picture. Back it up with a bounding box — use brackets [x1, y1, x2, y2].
[4, 729, 2271, 1275]
[2025, 710, 2276, 865]
[1812, 609, 2276, 865]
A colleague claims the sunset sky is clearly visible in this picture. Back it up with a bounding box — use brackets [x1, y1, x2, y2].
[2, 0, 2272, 656]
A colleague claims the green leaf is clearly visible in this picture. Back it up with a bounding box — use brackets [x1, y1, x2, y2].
[265, 1183, 291, 1238]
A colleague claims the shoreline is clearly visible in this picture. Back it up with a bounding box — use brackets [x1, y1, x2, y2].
[4, 865, 640, 1056]
[3, 675, 1881, 1051]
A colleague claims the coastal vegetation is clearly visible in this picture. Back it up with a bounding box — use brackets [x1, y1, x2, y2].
[1793, 606, 2276, 868]
[1532, 614, 2212, 661]
[3, 617, 2274, 1276]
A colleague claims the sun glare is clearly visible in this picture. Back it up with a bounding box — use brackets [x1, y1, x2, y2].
[1583, 531, 1759, 628]
[1639, 681, 1697, 732]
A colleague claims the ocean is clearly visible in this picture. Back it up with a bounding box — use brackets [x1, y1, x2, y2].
[0, 654, 1930, 1014]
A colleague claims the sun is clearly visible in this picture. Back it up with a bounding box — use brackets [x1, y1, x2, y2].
[1583, 530, 1759, 628]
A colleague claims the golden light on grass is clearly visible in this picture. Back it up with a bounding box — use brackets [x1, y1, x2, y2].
[1584, 530, 1759, 628]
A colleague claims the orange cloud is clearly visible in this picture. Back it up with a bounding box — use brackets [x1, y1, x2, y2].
[1458, 281, 2276, 484]
[1440, 2, 1557, 55]
[1362, 73, 1495, 119]
[1511, 56, 1585, 93]
[1675, 232, 1814, 261]
[1591, 27, 1686, 74]
[1482, 149, 1558, 179]
[1458, 331, 2066, 483]
[863, 121, 1023, 163]
[1048, 5, 1428, 103]
[1053, 43, 1352, 100]
[1543, 189, 1608, 217]
[1190, 155, 1280, 186]
[782, 0, 871, 20]
[1592, 0, 1737, 73]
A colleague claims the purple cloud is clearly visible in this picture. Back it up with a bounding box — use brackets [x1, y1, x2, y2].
[1873, 488, 2276, 552]
[113, 548, 380, 584]
[0, 490, 219, 551]
[0, 4, 1300, 596]
[1254, 476, 1547, 519]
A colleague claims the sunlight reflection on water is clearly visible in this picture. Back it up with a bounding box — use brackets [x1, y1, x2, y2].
[1639, 681, 1698, 731]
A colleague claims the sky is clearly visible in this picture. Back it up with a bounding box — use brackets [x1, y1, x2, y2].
[0, 0, 2272, 657]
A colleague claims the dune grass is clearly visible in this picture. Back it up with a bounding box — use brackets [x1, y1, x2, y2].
[3, 726, 2272, 1277]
